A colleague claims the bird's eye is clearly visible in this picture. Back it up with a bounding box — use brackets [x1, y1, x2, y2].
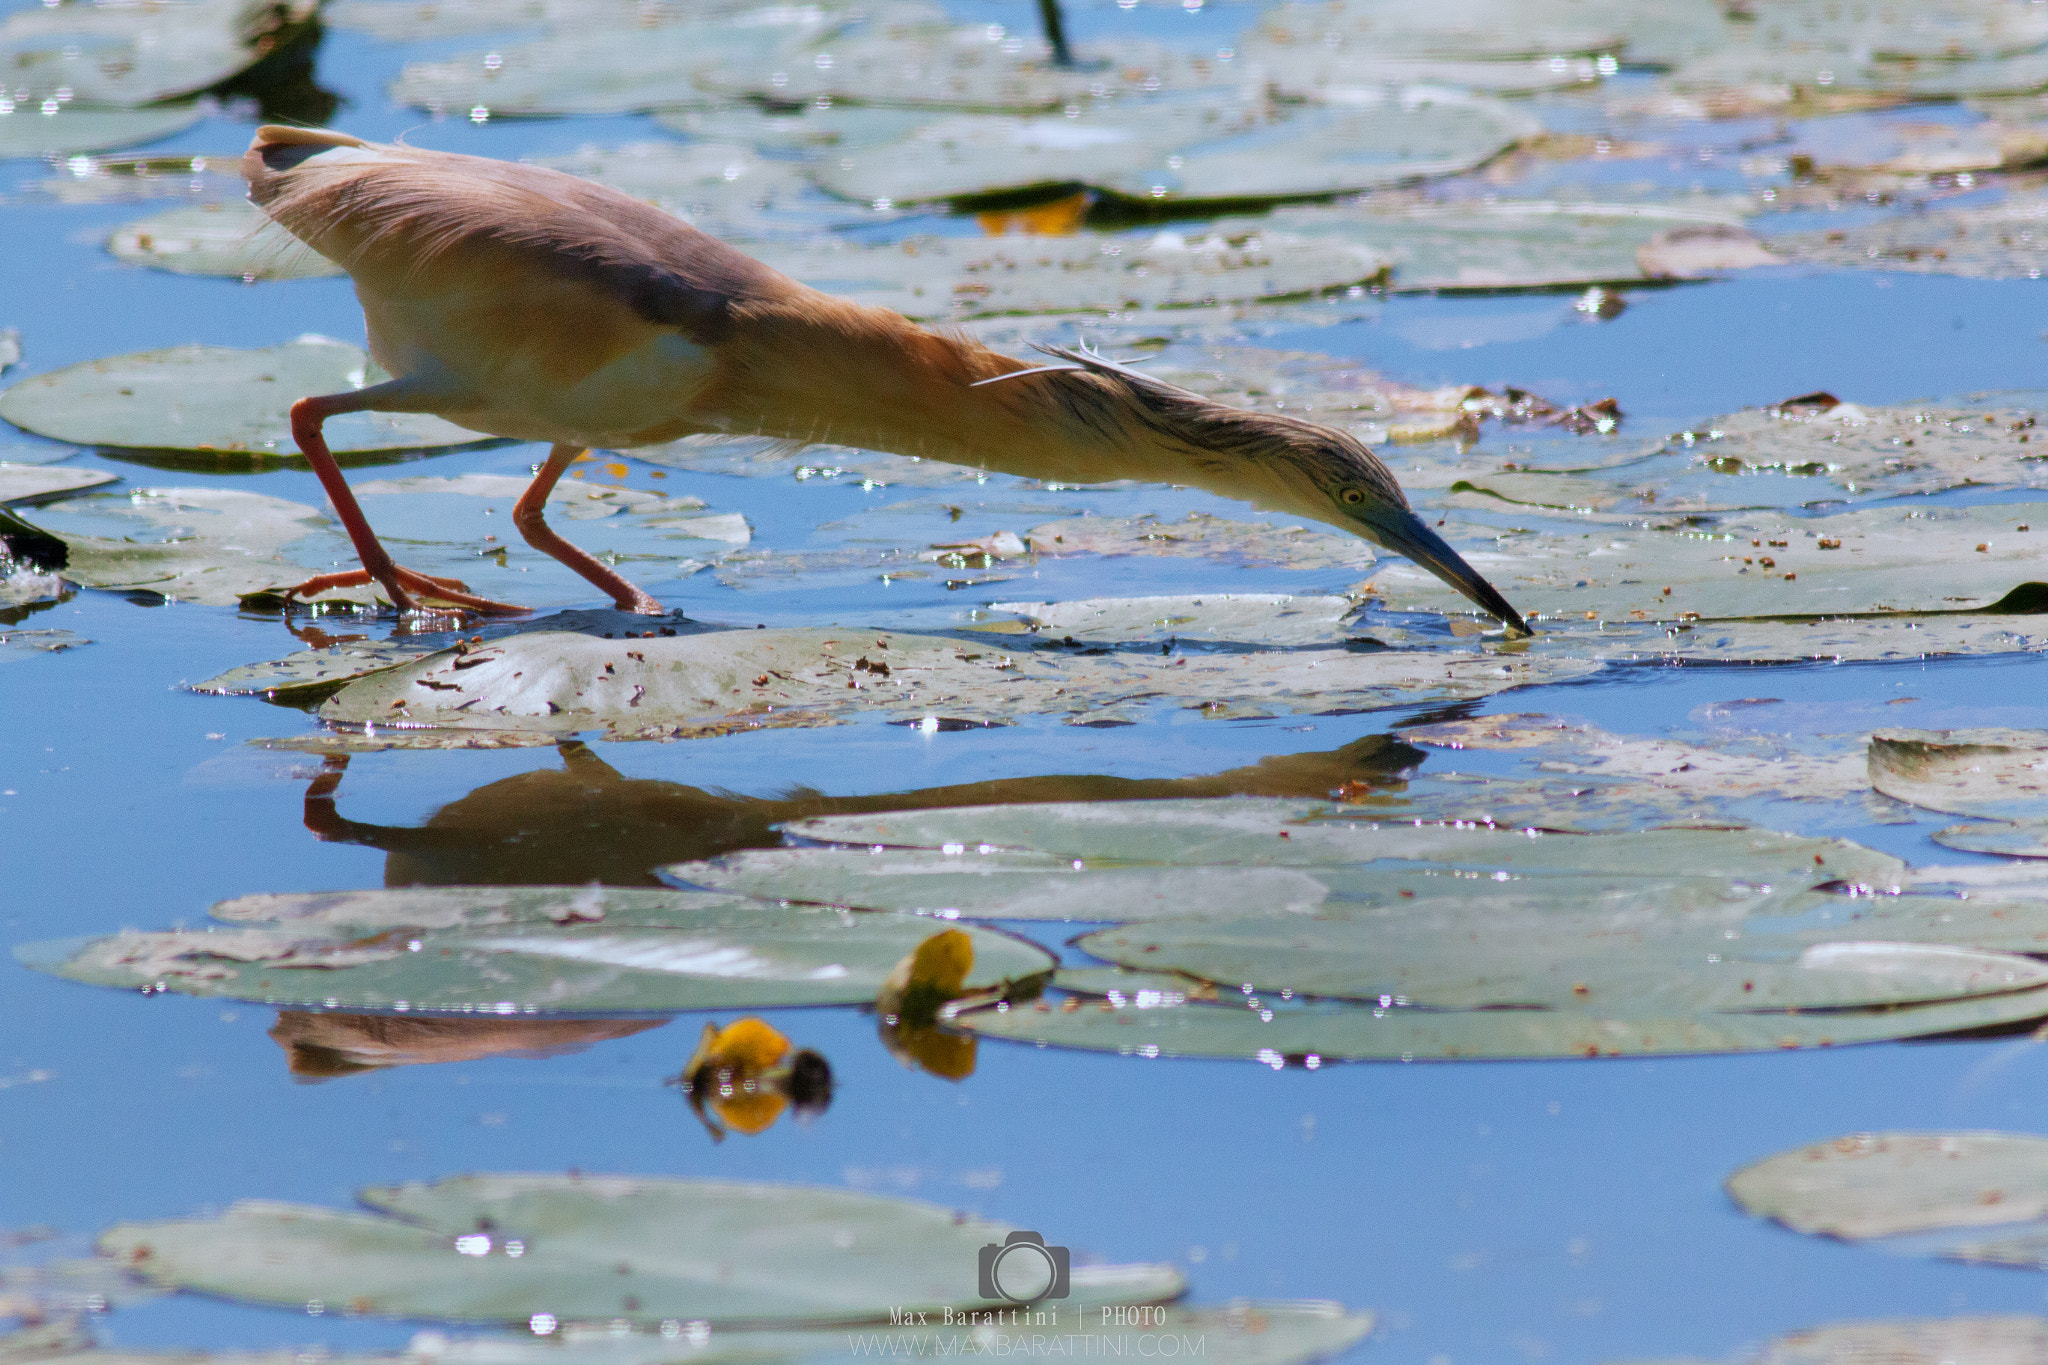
[1340, 488, 1365, 505]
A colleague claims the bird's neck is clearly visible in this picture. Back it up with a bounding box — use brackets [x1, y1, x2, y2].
[705, 295, 1190, 486]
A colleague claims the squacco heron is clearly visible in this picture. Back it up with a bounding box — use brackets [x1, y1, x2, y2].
[244, 125, 1530, 634]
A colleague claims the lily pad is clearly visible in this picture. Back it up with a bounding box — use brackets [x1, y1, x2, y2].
[701, 27, 1231, 112]
[1729, 1131, 2048, 1242]
[633, 434, 989, 487]
[0, 464, 115, 506]
[1769, 191, 2048, 279]
[0, 0, 319, 106]
[1868, 728, 2048, 819]
[20, 886, 1056, 1012]
[751, 227, 1388, 321]
[107, 202, 343, 281]
[6, 1303, 1373, 1365]
[389, 11, 832, 116]
[1241, 0, 1627, 65]
[955, 976, 2048, 1061]
[0, 102, 203, 160]
[812, 89, 1532, 205]
[1262, 200, 1775, 292]
[1932, 820, 2048, 858]
[351, 474, 714, 525]
[1745, 1316, 2048, 1365]
[1403, 713, 1868, 801]
[1371, 501, 2048, 625]
[0, 339, 483, 457]
[978, 594, 1357, 646]
[97, 1175, 1183, 1324]
[25, 487, 337, 607]
[530, 143, 882, 237]
[329, 0, 761, 41]
[1022, 514, 1373, 571]
[1655, 396, 2048, 501]
[769, 798, 1904, 882]
[309, 627, 1597, 743]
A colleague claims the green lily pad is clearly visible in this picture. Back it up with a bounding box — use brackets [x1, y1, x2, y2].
[26, 487, 339, 607]
[1868, 728, 2048, 818]
[190, 638, 439, 702]
[1726, 1130, 2048, 1270]
[955, 976, 2048, 1061]
[769, 798, 1904, 882]
[978, 594, 1357, 645]
[1263, 200, 1776, 292]
[1371, 501, 2048, 625]
[0, 0, 319, 105]
[633, 434, 990, 487]
[0, 102, 202, 160]
[1777, 112, 2048, 177]
[329, 0, 761, 41]
[352, 474, 714, 525]
[3, 1303, 1372, 1365]
[389, 11, 831, 116]
[1769, 192, 2048, 279]
[700, 27, 1231, 112]
[1656, 396, 2048, 501]
[0, 463, 115, 506]
[107, 202, 344, 281]
[750, 227, 1388, 321]
[531, 142, 883, 237]
[97, 1175, 1183, 1324]
[1022, 514, 1373, 571]
[309, 628, 1597, 743]
[1741, 1316, 2048, 1365]
[21, 886, 1056, 1012]
[1242, 0, 1627, 64]
[0, 339, 483, 457]
[810, 89, 1530, 206]
[1932, 820, 2048, 857]
[32, 150, 246, 206]
[1402, 713, 1868, 801]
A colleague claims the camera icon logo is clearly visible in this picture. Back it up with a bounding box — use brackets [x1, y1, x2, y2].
[976, 1230, 1070, 1303]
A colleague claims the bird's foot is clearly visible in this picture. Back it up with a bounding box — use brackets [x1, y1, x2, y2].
[280, 566, 528, 616]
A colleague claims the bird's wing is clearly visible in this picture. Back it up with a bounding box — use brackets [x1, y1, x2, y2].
[243, 125, 800, 348]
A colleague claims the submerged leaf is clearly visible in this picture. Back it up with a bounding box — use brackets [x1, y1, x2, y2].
[0, 339, 480, 456]
[98, 1175, 1183, 1323]
[21, 886, 1056, 1013]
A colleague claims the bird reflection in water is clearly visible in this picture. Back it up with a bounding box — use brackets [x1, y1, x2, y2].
[668, 1018, 832, 1141]
[298, 732, 1427, 887]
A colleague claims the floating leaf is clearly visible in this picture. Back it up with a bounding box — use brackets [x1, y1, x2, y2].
[1932, 820, 2048, 858]
[1868, 728, 2048, 819]
[1658, 396, 2048, 501]
[310, 628, 1598, 743]
[26, 487, 336, 607]
[1745, 1316, 2048, 1365]
[0, 102, 202, 160]
[97, 1175, 1182, 1324]
[21, 886, 1055, 1012]
[389, 11, 830, 116]
[0, 0, 320, 105]
[107, 202, 343, 281]
[1403, 713, 1868, 801]
[3, 1302, 1370, 1365]
[770, 798, 1904, 882]
[0, 464, 115, 507]
[978, 594, 1357, 646]
[751, 228, 1388, 321]
[0, 626, 88, 657]
[813, 90, 1530, 205]
[1243, 0, 1627, 65]
[32, 150, 246, 206]
[0, 339, 482, 457]
[671, 849, 1338, 921]
[702, 27, 1230, 111]
[956, 977, 2048, 1061]
[1729, 1132, 2048, 1242]
[351, 474, 711, 524]
[1769, 191, 2048, 279]
[1258, 201, 1772, 292]
[531, 143, 881, 237]
[1371, 501, 2048, 625]
[1023, 514, 1372, 571]
[330, 0, 762, 41]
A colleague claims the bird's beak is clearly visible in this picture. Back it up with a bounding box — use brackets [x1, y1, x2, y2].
[1356, 508, 1532, 637]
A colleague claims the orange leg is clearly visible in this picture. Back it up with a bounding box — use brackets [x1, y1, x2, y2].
[514, 444, 664, 615]
[284, 391, 527, 615]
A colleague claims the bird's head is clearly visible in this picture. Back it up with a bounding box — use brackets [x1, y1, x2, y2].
[1023, 345, 1531, 636]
